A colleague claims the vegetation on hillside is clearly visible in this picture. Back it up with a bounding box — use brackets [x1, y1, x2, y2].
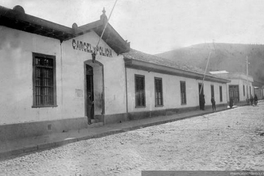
[157, 43, 264, 86]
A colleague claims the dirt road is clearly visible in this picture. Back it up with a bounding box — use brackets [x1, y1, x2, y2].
[1, 102, 264, 176]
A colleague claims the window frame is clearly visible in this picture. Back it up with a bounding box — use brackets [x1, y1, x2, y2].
[180, 81, 187, 105]
[154, 77, 163, 107]
[135, 74, 146, 108]
[246, 85, 248, 97]
[219, 86, 223, 102]
[32, 53, 57, 108]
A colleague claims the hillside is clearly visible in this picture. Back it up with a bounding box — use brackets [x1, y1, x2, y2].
[157, 43, 264, 87]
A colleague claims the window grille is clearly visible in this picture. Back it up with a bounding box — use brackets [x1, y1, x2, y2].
[33, 53, 56, 107]
[180, 81, 186, 105]
[155, 78, 163, 106]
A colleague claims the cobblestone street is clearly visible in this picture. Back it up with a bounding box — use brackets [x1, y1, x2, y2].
[1, 102, 264, 176]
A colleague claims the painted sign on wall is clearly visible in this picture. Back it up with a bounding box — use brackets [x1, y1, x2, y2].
[72, 39, 113, 57]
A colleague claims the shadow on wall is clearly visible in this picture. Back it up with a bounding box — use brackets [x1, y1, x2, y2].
[0, 27, 22, 50]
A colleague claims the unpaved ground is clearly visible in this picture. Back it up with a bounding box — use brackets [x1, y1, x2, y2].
[1, 102, 264, 176]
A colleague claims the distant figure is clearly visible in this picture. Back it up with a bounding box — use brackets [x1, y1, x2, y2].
[250, 95, 254, 105]
[254, 94, 258, 106]
[246, 98, 250, 105]
[87, 93, 94, 125]
[200, 94, 205, 110]
[229, 97, 233, 108]
[211, 97, 216, 112]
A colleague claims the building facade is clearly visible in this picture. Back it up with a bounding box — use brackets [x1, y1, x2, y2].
[210, 72, 254, 104]
[254, 86, 264, 100]
[0, 5, 229, 141]
[123, 50, 229, 119]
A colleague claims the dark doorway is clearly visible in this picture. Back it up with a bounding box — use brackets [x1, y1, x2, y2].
[86, 65, 94, 120]
[229, 85, 239, 104]
[199, 83, 204, 110]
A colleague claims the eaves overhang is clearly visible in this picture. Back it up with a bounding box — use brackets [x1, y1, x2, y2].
[0, 5, 130, 54]
[124, 58, 230, 84]
[75, 21, 130, 54]
[0, 6, 74, 41]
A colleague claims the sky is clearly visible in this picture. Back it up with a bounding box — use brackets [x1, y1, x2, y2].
[1, 0, 264, 54]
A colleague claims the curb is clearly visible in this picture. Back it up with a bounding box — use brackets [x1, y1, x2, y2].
[0, 107, 231, 160]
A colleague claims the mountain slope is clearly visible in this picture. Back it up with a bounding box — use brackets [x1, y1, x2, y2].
[157, 43, 264, 86]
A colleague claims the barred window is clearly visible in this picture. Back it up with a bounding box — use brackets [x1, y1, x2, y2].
[155, 77, 163, 106]
[32, 53, 57, 107]
[135, 75, 145, 107]
[180, 81, 186, 105]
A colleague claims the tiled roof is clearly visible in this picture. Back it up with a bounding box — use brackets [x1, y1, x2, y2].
[123, 49, 213, 76]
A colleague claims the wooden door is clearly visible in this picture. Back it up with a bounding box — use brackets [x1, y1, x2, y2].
[229, 85, 239, 104]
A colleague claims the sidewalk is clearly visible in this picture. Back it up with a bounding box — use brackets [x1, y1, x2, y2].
[0, 105, 237, 160]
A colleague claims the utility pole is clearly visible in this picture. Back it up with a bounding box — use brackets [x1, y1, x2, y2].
[96, 0, 118, 47]
[200, 50, 212, 95]
[92, 0, 118, 62]
[200, 41, 215, 95]
[246, 55, 250, 100]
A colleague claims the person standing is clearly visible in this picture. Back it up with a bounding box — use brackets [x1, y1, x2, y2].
[250, 95, 254, 106]
[87, 93, 94, 125]
[211, 97, 216, 112]
[200, 94, 205, 110]
[246, 97, 250, 105]
[229, 97, 233, 108]
[254, 94, 258, 106]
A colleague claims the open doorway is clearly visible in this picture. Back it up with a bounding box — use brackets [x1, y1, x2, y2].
[86, 65, 94, 120]
[84, 61, 104, 124]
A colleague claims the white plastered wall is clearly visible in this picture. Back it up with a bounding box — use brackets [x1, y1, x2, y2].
[226, 78, 254, 102]
[61, 30, 127, 117]
[126, 68, 228, 113]
[0, 26, 127, 125]
[0, 26, 62, 125]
